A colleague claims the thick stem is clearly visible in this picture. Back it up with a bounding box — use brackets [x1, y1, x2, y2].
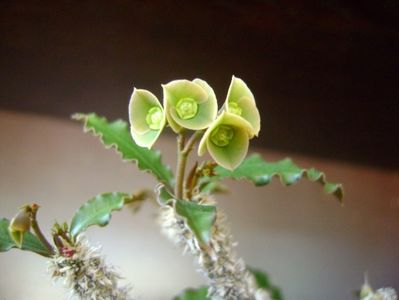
[30, 204, 55, 256]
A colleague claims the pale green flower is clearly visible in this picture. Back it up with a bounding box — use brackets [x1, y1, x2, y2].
[162, 79, 218, 132]
[224, 75, 260, 136]
[128, 88, 166, 148]
[9, 205, 31, 247]
[198, 111, 254, 170]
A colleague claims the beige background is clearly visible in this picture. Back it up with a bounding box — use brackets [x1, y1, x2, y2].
[0, 110, 398, 300]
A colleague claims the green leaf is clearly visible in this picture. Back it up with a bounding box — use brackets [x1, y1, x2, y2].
[175, 200, 216, 245]
[0, 218, 51, 257]
[73, 113, 173, 188]
[249, 268, 284, 300]
[70, 192, 132, 237]
[213, 154, 344, 203]
[156, 184, 174, 206]
[173, 286, 210, 300]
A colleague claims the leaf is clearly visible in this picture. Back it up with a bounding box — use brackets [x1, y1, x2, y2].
[70, 192, 132, 237]
[0, 218, 51, 257]
[173, 286, 210, 300]
[175, 200, 216, 245]
[213, 154, 344, 203]
[155, 184, 174, 206]
[73, 113, 173, 188]
[249, 268, 284, 300]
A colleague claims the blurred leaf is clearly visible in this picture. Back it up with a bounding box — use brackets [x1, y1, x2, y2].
[173, 286, 210, 300]
[0, 218, 51, 257]
[249, 268, 284, 300]
[70, 192, 134, 237]
[175, 200, 216, 245]
[73, 113, 173, 188]
[213, 154, 343, 203]
[250, 268, 271, 289]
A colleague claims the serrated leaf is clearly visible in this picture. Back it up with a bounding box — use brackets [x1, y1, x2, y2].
[70, 192, 132, 237]
[249, 268, 284, 300]
[0, 218, 51, 257]
[213, 154, 344, 203]
[175, 200, 216, 245]
[73, 113, 173, 188]
[173, 286, 210, 300]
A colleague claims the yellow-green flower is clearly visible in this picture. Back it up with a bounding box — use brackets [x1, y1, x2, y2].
[198, 111, 254, 170]
[129, 88, 166, 149]
[224, 76, 260, 136]
[9, 205, 31, 247]
[162, 79, 218, 132]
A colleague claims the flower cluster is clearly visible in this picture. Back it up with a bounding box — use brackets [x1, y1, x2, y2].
[129, 76, 260, 170]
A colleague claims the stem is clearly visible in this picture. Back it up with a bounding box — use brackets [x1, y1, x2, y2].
[184, 161, 198, 199]
[182, 130, 203, 155]
[175, 133, 186, 199]
[175, 130, 204, 200]
[30, 204, 55, 256]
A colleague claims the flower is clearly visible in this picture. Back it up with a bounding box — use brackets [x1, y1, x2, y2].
[162, 79, 218, 132]
[224, 75, 260, 136]
[128, 88, 166, 148]
[198, 111, 254, 170]
[8, 205, 31, 247]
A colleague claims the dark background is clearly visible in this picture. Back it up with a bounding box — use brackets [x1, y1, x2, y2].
[1, 0, 398, 169]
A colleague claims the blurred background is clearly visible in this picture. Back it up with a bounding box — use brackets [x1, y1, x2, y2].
[0, 1, 398, 299]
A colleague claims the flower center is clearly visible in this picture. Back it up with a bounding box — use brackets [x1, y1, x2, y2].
[229, 102, 242, 116]
[146, 107, 163, 130]
[176, 98, 198, 120]
[210, 125, 235, 147]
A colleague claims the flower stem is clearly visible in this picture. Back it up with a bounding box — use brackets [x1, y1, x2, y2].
[182, 130, 203, 155]
[30, 204, 55, 256]
[175, 131, 204, 200]
[175, 133, 187, 199]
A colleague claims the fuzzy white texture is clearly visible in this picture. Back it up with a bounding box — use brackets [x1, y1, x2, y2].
[363, 288, 397, 300]
[48, 235, 133, 300]
[160, 195, 271, 300]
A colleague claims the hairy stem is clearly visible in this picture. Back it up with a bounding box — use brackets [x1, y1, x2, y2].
[30, 204, 55, 256]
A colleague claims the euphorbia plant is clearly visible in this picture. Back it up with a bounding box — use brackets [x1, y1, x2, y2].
[1, 76, 396, 300]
